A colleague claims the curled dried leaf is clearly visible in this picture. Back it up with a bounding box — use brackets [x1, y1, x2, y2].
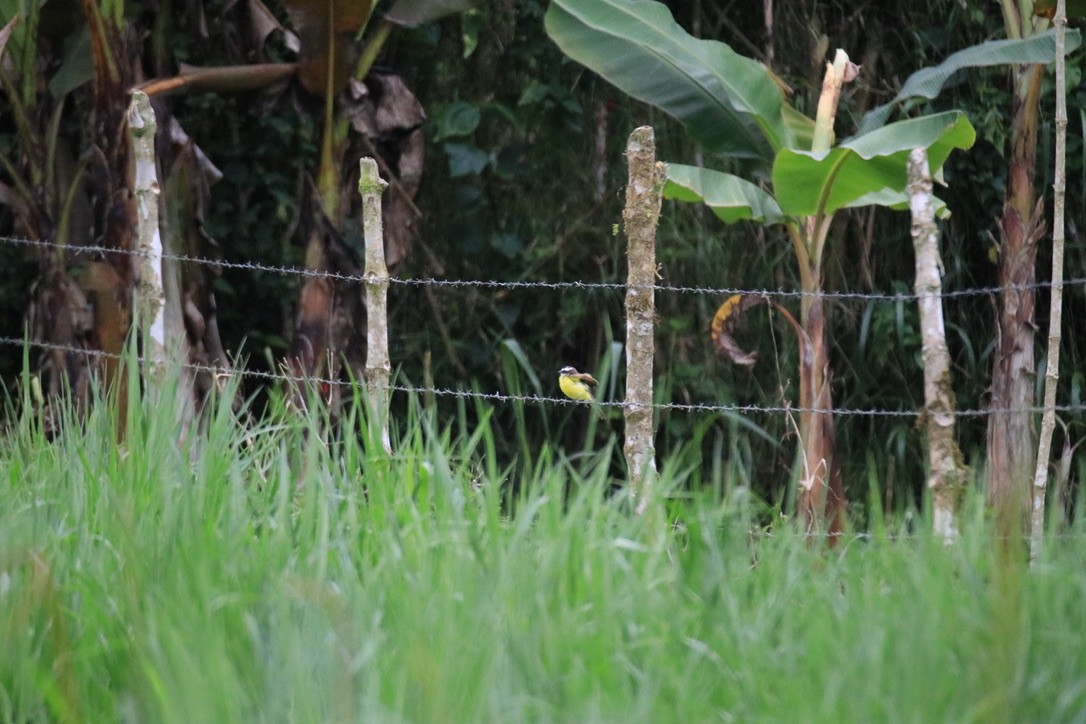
[710, 294, 770, 366]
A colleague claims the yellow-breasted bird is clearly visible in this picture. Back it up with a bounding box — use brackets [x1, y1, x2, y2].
[558, 365, 598, 402]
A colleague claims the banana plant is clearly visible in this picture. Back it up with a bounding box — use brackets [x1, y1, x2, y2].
[855, 3, 1083, 533]
[0, 0, 138, 434]
[140, 0, 473, 411]
[546, 0, 980, 533]
[0, 0, 476, 425]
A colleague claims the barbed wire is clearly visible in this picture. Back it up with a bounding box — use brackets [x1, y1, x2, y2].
[4, 334, 1083, 419]
[2, 233, 1082, 302]
[6, 234, 1084, 540]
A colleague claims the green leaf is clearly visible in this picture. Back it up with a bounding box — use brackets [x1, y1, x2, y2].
[545, 0, 800, 160]
[782, 103, 815, 152]
[517, 81, 550, 106]
[479, 100, 523, 133]
[432, 101, 481, 142]
[845, 188, 951, 219]
[444, 142, 488, 177]
[500, 338, 542, 396]
[663, 164, 784, 225]
[48, 25, 93, 97]
[460, 9, 482, 58]
[858, 29, 1082, 133]
[772, 112, 976, 217]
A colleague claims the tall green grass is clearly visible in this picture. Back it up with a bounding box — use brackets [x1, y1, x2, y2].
[1, 374, 1085, 723]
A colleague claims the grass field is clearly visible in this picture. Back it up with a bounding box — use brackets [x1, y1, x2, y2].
[2, 378, 1085, 723]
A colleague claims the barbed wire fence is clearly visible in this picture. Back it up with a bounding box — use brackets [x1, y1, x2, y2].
[1, 241, 1084, 420]
[2, 122, 1085, 526]
[3, 332, 1086, 419]
[4, 134, 1086, 545]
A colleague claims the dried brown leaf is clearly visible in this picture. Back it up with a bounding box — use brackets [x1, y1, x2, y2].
[710, 293, 770, 366]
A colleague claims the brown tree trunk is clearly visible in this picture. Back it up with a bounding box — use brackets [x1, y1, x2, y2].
[987, 63, 1045, 535]
[796, 288, 844, 537]
[82, 0, 136, 433]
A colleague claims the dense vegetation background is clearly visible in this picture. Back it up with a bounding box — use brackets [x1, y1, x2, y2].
[1, 0, 1083, 521]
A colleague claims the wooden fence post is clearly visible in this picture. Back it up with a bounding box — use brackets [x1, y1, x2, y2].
[623, 126, 664, 512]
[127, 90, 167, 371]
[359, 158, 391, 454]
[128, 90, 196, 437]
[907, 148, 969, 542]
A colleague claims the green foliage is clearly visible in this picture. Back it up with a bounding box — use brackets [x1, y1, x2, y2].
[772, 112, 976, 216]
[351, 1, 1085, 519]
[663, 164, 784, 224]
[546, 0, 976, 223]
[430, 99, 481, 141]
[386, 1, 631, 451]
[1, 0, 1085, 521]
[858, 29, 1082, 133]
[2, 374, 1086, 720]
[175, 90, 318, 360]
[546, 0, 802, 159]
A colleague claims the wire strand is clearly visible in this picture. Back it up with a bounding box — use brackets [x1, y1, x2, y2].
[2, 233, 1080, 302]
[4, 335, 1083, 419]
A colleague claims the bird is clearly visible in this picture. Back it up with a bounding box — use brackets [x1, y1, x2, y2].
[558, 365, 598, 402]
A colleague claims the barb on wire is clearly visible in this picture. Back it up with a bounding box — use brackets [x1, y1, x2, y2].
[3, 335, 1084, 419]
[2, 233, 1083, 302]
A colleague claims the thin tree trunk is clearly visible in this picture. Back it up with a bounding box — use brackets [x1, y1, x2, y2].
[908, 148, 969, 542]
[621, 126, 662, 512]
[1031, 0, 1068, 561]
[158, 114, 233, 405]
[762, 0, 774, 65]
[987, 61, 1045, 537]
[83, 0, 136, 436]
[795, 287, 844, 536]
[592, 101, 609, 203]
[793, 50, 855, 536]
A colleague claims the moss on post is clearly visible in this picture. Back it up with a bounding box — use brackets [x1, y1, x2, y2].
[622, 126, 663, 513]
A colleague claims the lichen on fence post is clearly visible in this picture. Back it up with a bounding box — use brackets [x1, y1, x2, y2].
[622, 126, 664, 513]
[907, 147, 969, 542]
[359, 157, 391, 454]
[127, 90, 167, 371]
